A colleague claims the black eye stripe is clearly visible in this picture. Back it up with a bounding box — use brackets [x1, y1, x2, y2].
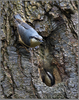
[35, 38, 40, 41]
[29, 36, 40, 41]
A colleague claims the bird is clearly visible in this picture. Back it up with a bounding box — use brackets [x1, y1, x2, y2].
[14, 14, 43, 48]
[40, 68, 55, 87]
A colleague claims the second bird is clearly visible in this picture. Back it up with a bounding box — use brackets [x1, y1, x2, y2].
[14, 14, 43, 47]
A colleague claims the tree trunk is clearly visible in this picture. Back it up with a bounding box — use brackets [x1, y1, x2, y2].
[0, 0, 78, 99]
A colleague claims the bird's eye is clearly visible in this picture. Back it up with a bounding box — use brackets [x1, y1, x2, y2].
[29, 36, 40, 41]
[29, 36, 34, 39]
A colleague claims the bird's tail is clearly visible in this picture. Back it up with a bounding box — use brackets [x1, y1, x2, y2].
[14, 14, 22, 21]
[14, 14, 25, 23]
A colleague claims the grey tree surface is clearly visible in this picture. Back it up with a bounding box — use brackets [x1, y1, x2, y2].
[0, 0, 78, 99]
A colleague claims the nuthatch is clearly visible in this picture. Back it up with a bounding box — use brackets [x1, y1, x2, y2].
[40, 68, 55, 87]
[14, 14, 43, 47]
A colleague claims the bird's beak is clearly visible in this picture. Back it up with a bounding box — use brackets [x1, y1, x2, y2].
[39, 40, 43, 43]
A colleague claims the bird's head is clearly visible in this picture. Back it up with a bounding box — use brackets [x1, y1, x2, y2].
[29, 35, 43, 47]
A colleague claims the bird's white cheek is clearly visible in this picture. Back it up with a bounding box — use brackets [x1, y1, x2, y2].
[30, 38, 41, 47]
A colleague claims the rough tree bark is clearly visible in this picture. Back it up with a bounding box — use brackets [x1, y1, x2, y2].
[0, 0, 78, 99]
